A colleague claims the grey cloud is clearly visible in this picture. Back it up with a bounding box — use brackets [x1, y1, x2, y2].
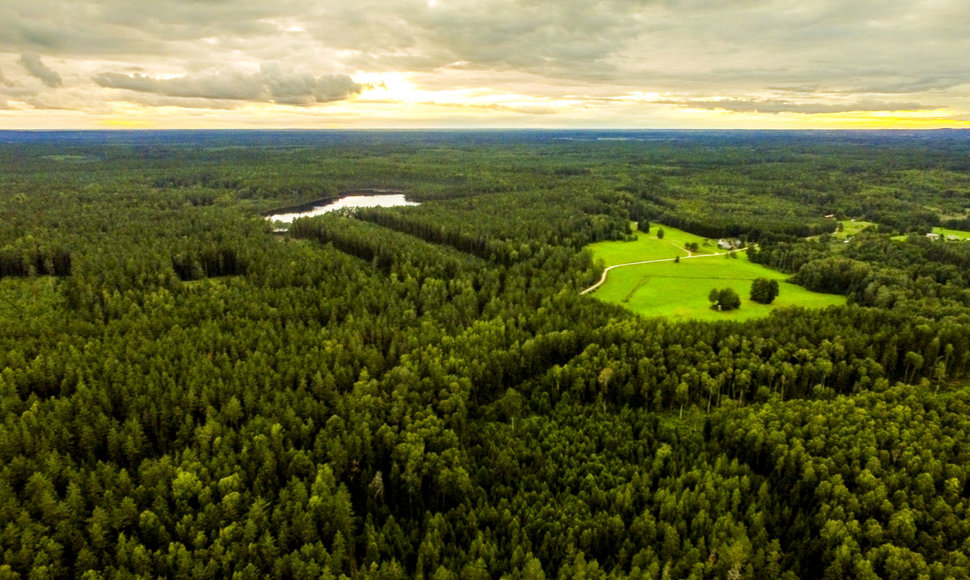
[317, 0, 637, 76]
[0, 68, 38, 100]
[303, 0, 970, 97]
[4, 1, 635, 77]
[659, 98, 931, 114]
[93, 64, 364, 105]
[843, 76, 970, 95]
[3, 0, 970, 121]
[18, 53, 61, 87]
[5, 2, 970, 88]
[94, 93, 244, 110]
[1, 1, 284, 55]
[767, 86, 824, 94]
[418, 100, 558, 116]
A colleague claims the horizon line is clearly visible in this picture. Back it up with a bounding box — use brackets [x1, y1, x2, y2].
[2, 127, 968, 133]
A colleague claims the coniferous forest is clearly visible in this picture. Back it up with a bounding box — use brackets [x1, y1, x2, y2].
[2, 130, 970, 578]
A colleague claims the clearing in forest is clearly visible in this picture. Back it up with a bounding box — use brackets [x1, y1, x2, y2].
[834, 219, 878, 238]
[890, 226, 970, 242]
[931, 226, 970, 240]
[585, 225, 846, 321]
[840, 218, 970, 243]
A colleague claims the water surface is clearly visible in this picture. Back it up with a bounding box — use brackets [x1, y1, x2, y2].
[267, 194, 419, 223]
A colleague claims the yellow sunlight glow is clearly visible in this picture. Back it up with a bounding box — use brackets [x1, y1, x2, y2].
[675, 104, 970, 130]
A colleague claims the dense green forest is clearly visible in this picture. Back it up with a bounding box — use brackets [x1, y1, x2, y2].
[2, 130, 970, 578]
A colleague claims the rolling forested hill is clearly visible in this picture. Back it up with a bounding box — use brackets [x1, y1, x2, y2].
[2, 130, 970, 578]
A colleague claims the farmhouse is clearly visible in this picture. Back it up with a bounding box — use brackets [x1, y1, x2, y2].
[717, 238, 742, 250]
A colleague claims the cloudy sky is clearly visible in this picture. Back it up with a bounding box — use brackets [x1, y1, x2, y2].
[1, 0, 968, 129]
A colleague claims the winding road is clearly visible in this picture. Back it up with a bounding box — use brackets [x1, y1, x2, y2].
[580, 247, 747, 295]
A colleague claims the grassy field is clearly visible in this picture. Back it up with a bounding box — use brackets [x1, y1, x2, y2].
[933, 226, 970, 240]
[586, 224, 719, 264]
[890, 226, 970, 242]
[835, 220, 970, 243]
[835, 219, 878, 238]
[587, 225, 846, 321]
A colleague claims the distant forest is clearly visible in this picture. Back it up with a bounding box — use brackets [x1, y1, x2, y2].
[1, 130, 970, 578]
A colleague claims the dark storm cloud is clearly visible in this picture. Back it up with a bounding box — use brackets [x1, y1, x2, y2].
[18, 53, 61, 87]
[93, 65, 364, 105]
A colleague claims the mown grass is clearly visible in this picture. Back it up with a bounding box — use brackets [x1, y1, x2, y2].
[587, 226, 846, 321]
[833, 220, 970, 243]
[890, 226, 970, 243]
[835, 219, 878, 238]
[586, 224, 718, 264]
[932, 226, 970, 241]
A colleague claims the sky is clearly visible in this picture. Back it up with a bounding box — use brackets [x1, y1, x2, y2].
[1, 0, 969, 129]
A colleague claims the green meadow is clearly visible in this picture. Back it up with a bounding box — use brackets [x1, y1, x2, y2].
[587, 226, 846, 321]
[933, 226, 970, 240]
[836, 219, 878, 238]
[890, 226, 970, 242]
[586, 224, 718, 263]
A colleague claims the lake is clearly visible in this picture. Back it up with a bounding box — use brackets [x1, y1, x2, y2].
[267, 194, 419, 223]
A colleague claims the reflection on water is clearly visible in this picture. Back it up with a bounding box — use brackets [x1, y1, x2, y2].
[267, 194, 419, 223]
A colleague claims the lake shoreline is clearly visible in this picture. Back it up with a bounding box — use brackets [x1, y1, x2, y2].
[261, 188, 405, 216]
